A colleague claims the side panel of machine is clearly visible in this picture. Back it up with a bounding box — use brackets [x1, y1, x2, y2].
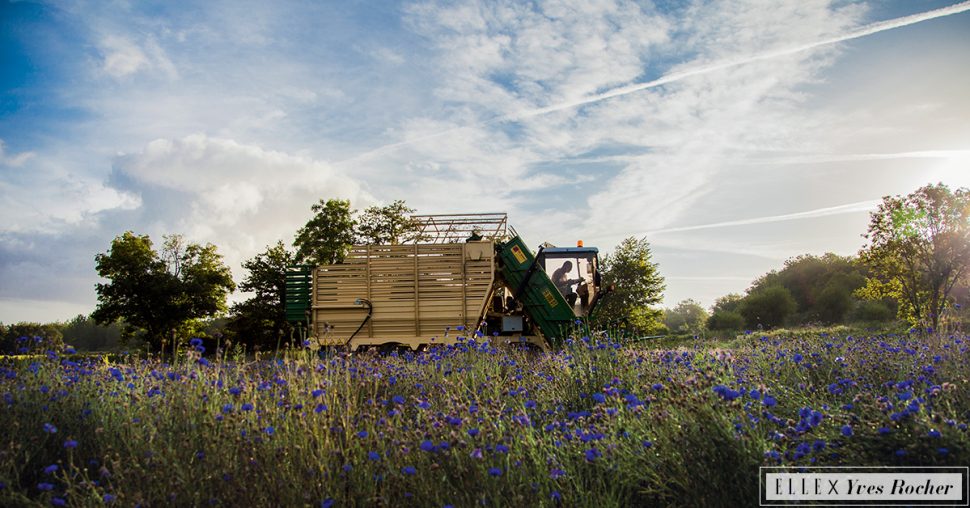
[496, 236, 577, 348]
[311, 242, 494, 347]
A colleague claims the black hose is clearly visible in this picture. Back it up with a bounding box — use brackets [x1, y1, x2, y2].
[346, 298, 373, 347]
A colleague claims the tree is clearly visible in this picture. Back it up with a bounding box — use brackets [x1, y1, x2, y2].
[857, 183, 970, 330]
[355, 200, 424, 245]
[706, 310, 745, 332]
[227, 241, 295, 349]
[294, 199, 356, 265]
[92, 232, 235, 350]
[664, 299, 708, 335]
[595, 236, 666, 333]
[0, 322, 64, 355]
[711, 293, 744, 314]
[739, 286, 796, 329]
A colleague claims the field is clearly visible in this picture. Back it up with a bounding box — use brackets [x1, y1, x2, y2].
[1, 330, 968, 507]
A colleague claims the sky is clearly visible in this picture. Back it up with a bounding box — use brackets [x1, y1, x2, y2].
[1, 0, 969, 323]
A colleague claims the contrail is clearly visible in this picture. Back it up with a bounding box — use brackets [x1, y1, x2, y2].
[642, 199, 881, 236]
[337, 1, 970, 165]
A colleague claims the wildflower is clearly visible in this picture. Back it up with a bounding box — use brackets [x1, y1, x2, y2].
[265, 426, 275, 435]
[467, 428, 480, 438]
[938, 448, 949, 455]
[652, 383, 663, 391]
[488, 467, 502, 477]
[63, 439, 78, 449]
[357, 430, 368, 438]
[841, 425, 853, 437]
[392, 395, 405, 405]
[584, 448, 601, 461]
[928, 429, 941, 438]
[762, 395, 777, 407]
[895, 449, 907, 456]
[470, 448, 483, 459]
[592, 393, 606, 404]
[402, 466, 417, 476]
[314, 404, 327, 413]
[550, 468, 565, 479]
[37, 482, 54, 491]
[368, 451, 380, 461]
[311, 389, 324, 398]
[495, 444, 509, 454]
[551, 491, 562, 503]
[241, 403, 254, 411]
[44, 464, 58, 475]
[43, 423, 57, 434]
[321, 499, 334, 508]
[103, 494, 116, 503]
[642, 440, 653, 448]
[52, 497, 66, 506]
[524, 399, 537, 409]
[420, 440, 435, 452]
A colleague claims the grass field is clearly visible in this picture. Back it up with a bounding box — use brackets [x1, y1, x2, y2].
[1, 330, 968, 507]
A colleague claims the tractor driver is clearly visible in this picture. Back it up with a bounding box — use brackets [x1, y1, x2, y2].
[551, 261, 583, 306]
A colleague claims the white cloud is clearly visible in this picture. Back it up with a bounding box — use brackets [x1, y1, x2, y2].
[0, 140, 35, 167]
[111, 134, 373, 280]
[99, 35, 177, 79]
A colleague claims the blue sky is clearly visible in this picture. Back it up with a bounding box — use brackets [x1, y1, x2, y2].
[1, 0, 969, 323]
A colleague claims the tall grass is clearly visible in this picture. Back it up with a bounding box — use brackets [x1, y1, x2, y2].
[1, 331, 968, 507]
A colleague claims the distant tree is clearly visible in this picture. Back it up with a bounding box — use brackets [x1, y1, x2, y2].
[227, 241, 296, 349]
[857, 183, 970, 330]
[664, 299, 708, 335]
[710, 293, 744, 314]
[294, 199, 356, 266]
[355, 200, 424, 245]
[92, 232, 235, 351]
[61, 315, 127, 352]
[706, 310, 745, 332]
[596, 236, 666, 334]
[739, 286, 796, 329]
[746, 253, 866, 324]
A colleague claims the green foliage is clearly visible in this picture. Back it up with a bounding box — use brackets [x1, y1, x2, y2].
[663, 299, 708, 335]
[739, 285, 796, 329]
[747, 253, 867, 325]
[857, 183, 970, 330]
[60, 315, 131, 352]
[0, 322, 64, 354]
[92, 232, 235, 351]
[710, 293, 743, 314]
[355, 200, 424, 245]
[293, 199, 356, 265]
[227, 241, 296, 350]
[596, 236, 666, 334]
[706, 310, 744, 332]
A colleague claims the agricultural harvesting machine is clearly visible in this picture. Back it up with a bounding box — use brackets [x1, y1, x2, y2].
[285, 214, 608, 351]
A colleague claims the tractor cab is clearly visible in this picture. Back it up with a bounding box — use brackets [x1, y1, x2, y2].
[537, 243, 602, 317]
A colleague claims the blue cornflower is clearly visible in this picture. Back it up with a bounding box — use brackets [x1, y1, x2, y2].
[652, 383, 664, 391]
[241, 403, 254, 411]
[495, 444, 509, 453]
[392, 395, 405, 405]
[878, 427, 891, 435]
[402, 466, 417, 476]
[321, 499, 334, 508]
[222, 404, 233, 414]
[357, 430, 368, 438]
[420, 440, 435, 452]
[314, 404, 327, 413]
[895, 449, 907, 456]
[417, 401, 431, 410]
[103, 494, 116, 503]
[524, 399, 537, 409]
[190, 338, 203, 347]
[938, 448, 949, 455]
[43, 423, 57, 434]
[488, 467, 502, 477]
[265, 426, 275, 435]
[311, 389, 324, 398]
[44, 464, 58, 475]
[368, 451, 380, 461]
[37, 482, 54, 491]
[584, 448, 601, 461]
[550, 468, 565, 479]
[762, 395, 777, 407]
[592, 393, 606, 404]
[928, 429, 942, 438]
[792, 353, 803, 363]
[642, 441, 653, 448]
[467, 428, 480, 438]
[551, 491, 561, 502]
[841, 425, 853, 437]
[63, 439, 78, 449]
[51, 497, 66, 506]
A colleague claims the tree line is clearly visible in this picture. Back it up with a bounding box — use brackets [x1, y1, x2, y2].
[662, 183, 970, 336]
[2, 183, 967, 354]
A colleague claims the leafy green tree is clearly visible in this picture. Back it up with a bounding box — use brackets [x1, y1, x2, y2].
[747, 253, 866, 324]
[294, 199, 356, 265]
[355, 200, 424, 245]
[710, 293, 744, 314]
[596, 236, 666, 333]
[92, 232, 235, 351]
[664, 299, 708, 335]
[227, 241, 296, 349]
[739, 286, 796, 329]
[61, 315, 127, 352]
[857, 183, 970, 330]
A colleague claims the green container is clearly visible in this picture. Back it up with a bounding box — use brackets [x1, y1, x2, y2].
[285, 265, 314, 325]
[496, 236, 577, 348]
